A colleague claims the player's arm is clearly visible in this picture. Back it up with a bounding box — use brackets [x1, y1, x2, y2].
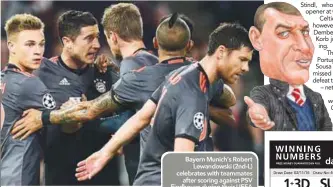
[51, 75, 139, 124]
[208, 83, 236, 126]
[75, 85, 162, 181]
[208, 106, 235, 126]
[50, 90, 122, 124]
[211, 84, 236, 108]
[10, 78, 54, 140]
[11, 90, 124, 139]
[75, 99, 157, 181]
[12, 73, 141, 139]
[100, 99, 156, 154]
[174, 137, 196, 151]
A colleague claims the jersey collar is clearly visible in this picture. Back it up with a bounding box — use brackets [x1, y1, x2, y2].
[5, 63, 34, 77]
[6, 63, 21, 71]
[58, 56, 90, 75]
[196, 63, 210, 89]
[131, 48, 146, 56]
[160, 57, 186, 64]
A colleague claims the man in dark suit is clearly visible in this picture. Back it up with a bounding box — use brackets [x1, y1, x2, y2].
[244, 2, 332, 131]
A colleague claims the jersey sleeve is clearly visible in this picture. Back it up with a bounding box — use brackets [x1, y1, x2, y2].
[120, 58, 141, 76]
[174, 92, 208, 144]
[17, 77, 56, 111]
[150, 83, 164, 104]
[112, 73, 141, 105]
[109, 67, 120, 85]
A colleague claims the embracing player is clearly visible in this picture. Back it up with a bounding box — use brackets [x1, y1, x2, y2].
[1, 14, 54, 185]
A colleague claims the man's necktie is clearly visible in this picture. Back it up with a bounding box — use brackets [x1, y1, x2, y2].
[291, 88, 305, 106]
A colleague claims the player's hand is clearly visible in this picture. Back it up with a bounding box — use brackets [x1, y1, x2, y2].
[61, 100, 90, 116]
[95, 54, 120, 73]
[244, 96, 275, 130]
[11, 109, 42, 140]
[75, 150, 114, 181]
[61, 98, 80, 110]
[60, 94, 87, 110]
[95, 54, 110, 73]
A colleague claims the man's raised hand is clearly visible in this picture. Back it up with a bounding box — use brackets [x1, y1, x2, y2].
[244, 96, 275, 130]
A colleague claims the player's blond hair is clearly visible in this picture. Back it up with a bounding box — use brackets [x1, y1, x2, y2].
[101, 3, 143, 41]
[4, 14, 44, 41]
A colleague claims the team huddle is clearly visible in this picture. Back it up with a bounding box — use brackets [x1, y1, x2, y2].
[1, 3, 248, 185]
[2, 1, 324, 186]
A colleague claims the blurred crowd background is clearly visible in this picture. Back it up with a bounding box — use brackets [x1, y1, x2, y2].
[1, 1, 265, 185]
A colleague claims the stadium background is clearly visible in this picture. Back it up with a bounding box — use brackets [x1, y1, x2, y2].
[1, 1, 265, 185]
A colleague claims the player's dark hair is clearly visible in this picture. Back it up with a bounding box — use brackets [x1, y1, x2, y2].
[159, 13, 194, 38]
[156, 13, 190, 51]
[57, 10, 97, 42]
[207, 22, 253, 56]
[179, 14, 194, 38]
[168, 13, 178, 28]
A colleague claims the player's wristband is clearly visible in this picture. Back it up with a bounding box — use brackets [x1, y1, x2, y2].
[150, 96, 158, 104]
[41, 110, 52, 126]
